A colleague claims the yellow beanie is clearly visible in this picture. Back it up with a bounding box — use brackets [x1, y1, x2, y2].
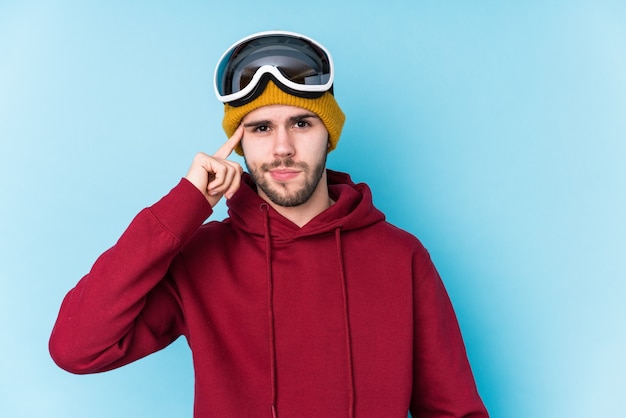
[222, 81, 345, 155]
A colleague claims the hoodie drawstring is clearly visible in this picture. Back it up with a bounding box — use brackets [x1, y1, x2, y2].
[261, 204, 278, 418]
[260, 207, 356, 418]
[335, 227, 356, 418]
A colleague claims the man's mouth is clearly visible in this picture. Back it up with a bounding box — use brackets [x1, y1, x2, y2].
[269, 168, 301, 182]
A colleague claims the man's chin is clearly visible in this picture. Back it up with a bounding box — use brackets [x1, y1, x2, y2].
[261, 186, 310, 208]
[247, 157, 327, 208]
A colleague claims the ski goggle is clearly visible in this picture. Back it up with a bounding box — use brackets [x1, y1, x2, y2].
[214, 30, 335, 106]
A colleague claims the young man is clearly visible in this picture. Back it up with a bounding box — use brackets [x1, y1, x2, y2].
[50, 31, 489, 417]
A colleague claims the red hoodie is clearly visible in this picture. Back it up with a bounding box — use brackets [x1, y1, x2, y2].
[50, 170, 488, 417]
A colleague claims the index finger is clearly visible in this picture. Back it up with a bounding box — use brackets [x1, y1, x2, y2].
[213, 124, 244, 159]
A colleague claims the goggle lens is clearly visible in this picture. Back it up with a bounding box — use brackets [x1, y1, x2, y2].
[214, 32, 334, 104]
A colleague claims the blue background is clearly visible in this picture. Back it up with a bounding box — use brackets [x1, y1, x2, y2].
[1, 1, 625, 417]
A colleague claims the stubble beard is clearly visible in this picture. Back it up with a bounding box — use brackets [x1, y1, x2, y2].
[245, 154, 327, 208]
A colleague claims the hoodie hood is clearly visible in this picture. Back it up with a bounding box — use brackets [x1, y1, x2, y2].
[227, 169, 385, 239]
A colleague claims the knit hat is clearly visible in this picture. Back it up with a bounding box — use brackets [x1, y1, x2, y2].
[222, 81, 345, 155]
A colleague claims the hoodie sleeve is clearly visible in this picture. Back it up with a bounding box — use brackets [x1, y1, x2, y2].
[49, 178, 212, 374]
[410, 251, 489, 417]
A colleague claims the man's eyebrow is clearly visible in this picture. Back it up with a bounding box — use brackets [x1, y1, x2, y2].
[242, 119, 272, 128]
[243, 113, 320, 129]
[288, 113, 320, 124]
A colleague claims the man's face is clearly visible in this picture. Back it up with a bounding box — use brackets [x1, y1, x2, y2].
[241, 104, 329, 207]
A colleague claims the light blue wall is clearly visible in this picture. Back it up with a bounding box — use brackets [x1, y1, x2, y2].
[2, 1, 625, 417]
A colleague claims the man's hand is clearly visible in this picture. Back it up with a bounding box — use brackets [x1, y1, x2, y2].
[185, 125, 244, 207]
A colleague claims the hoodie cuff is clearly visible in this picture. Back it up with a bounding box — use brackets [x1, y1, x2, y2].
[148, 178, 213, 244]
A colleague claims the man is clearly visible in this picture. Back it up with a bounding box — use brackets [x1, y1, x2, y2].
[50, 31, 488, 417]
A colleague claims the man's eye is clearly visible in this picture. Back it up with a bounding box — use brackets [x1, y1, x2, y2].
[255, 125, 269, 132]
[295, 120, 310, 128]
